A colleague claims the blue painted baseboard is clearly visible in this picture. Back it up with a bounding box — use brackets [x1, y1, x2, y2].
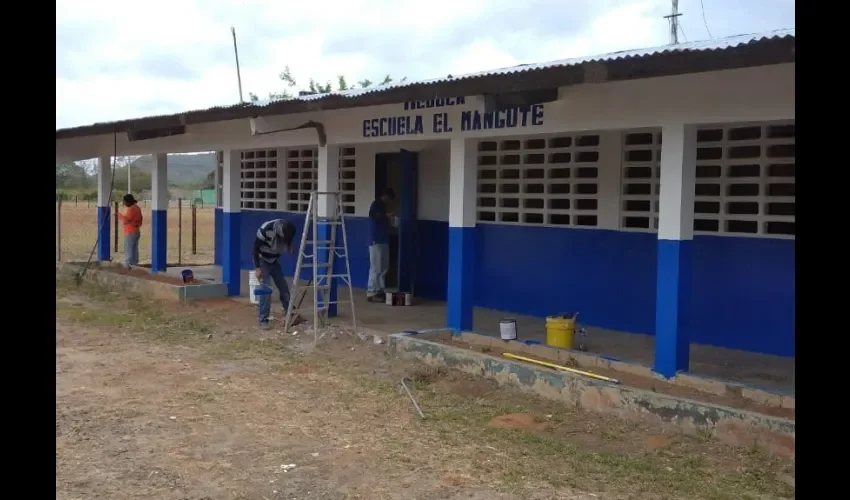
[151, 209, 167, 272]
[222, 212, 242, 296]
[654, 239, 692, 378]
[96, 206, 110, 262]
[447, 227, 475, 332]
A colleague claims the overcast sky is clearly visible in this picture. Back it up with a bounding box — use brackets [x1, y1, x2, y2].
[56, 0, 794, 130]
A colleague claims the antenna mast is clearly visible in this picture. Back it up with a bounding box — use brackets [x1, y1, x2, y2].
[663, 0, 682, 45]
[231, 26, 245, 103]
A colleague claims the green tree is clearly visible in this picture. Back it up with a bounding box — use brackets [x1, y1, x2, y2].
[249, 67, 407, 102]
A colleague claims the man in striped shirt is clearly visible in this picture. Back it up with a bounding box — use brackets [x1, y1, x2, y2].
[253, 219, 297, 329]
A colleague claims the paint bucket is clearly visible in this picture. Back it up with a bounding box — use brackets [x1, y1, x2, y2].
[499, 319, 518, 341]
[546, 313, 577, 349]
[180, 269, 194, 284]
[385, 293, 393, 306]
[249, 270, 262, 305]
[403, 293, 412, 306]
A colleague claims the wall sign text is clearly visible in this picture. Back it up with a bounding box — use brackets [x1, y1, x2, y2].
[362, 101, 545, 138]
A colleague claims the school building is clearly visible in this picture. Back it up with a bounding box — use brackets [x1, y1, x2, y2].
[55, 29, 795, 378]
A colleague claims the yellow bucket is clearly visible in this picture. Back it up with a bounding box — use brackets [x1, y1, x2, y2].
[546, 313, 577, 349]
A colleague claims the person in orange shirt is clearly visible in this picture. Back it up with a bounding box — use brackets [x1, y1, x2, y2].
[117, 194, 143, 269]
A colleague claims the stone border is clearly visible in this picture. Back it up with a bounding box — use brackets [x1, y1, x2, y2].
[437, 331, 794, 411]
[389, 332, 795, 458]
[56, 262, 228, 303]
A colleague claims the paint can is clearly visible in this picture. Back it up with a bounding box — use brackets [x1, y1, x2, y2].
[403, 293, 412, 306]
[248, 270, 261, 305]
[499, 319, 518, 341]
[180, 269, 195, 284]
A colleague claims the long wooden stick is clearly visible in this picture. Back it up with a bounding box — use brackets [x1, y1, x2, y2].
[503, 352, 621, 384]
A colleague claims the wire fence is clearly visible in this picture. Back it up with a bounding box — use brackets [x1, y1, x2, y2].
[55, 198, 216, 266]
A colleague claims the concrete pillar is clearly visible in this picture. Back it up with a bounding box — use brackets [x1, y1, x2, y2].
[317, 145, 340, 317]
[151, 153, 168, 272]
[96, 155, 112, 262]
[222, 150, 242, 296]
[654, 123, 697, 378]
[447, 138, 477, 333]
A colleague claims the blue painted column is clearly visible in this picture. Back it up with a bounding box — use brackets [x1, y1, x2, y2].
[654, 123, 697, 378]
[446, 138, 477, 333]
[151, 153, 168, 272]
[96, 156, 112, 262]
[221, 150, 242, 296]
[317, 145, 340, 317]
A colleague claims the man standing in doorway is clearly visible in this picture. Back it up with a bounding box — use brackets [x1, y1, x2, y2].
[253, 219, 297, 329]
[367, 187, 395, 302]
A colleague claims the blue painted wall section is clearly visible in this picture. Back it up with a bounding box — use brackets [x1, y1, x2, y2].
[214, 208, 223, 266]
[316, 223, 339, 318]
[223, 211, 793, 358]
[151, 209, 167, 272]
[96, 206, 110, 262]
[447, 227, 475, 332]
[473, 223, 795, 358]
[222, 212, 242, 296]
[689, 236, 795, 357]
[654, 239, 692, 378]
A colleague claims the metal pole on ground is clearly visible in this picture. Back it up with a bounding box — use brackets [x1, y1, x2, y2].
[113, 201, 119, 254]
[178, 198, 183, 265]
[56, 199, 62, 262]
[191, 202, 197, 255]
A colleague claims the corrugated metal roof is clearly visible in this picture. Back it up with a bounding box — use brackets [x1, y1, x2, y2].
[56, 28, 794, 137]
[249, 28, 795, 106]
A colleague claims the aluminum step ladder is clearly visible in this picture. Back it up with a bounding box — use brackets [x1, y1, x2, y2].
[283, 191, 357, 342]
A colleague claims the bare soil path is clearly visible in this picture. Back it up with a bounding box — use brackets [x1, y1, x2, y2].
[56, 274, 794, 500]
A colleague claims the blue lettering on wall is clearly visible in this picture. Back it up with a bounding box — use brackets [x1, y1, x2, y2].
[362, 115, 425, 138]
[404, 97, 465, 110]
[460, 104, 545, 132]
[361, 102, 545, 138]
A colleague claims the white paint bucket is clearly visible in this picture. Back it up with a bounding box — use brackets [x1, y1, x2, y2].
[385, 293, 393, 305]
[499, 319, 518, 341]
[403, 293, 412, 306]
[248, 270, 261, 305]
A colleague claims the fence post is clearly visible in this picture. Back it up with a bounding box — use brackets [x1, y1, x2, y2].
[75, 195, 78, 206]
[191, 202, 197, 255]
[56, 199, 62, 262]
[113, 201, 119, 254]
[178, 198, 183, 265]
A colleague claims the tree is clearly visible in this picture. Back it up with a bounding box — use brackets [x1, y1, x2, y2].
[249, 67, 407, 103]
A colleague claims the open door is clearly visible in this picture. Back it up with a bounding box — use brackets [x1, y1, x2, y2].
[397, 149, 418, 294]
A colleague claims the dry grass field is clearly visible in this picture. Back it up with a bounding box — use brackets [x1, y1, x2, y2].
[56, 202, 215, 265]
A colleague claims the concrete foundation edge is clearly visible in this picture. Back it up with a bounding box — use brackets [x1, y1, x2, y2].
[388, 333, 795, 458]
[452, 331, 794, 410]
[56, 262, 228, 303]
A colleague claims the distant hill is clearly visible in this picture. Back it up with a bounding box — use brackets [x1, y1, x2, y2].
[129, 153, 216, 186]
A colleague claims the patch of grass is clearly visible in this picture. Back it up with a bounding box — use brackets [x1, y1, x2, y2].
[409, 386, 794, 500]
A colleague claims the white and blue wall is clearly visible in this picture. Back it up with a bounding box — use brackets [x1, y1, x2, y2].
[64, 64, 795, 373]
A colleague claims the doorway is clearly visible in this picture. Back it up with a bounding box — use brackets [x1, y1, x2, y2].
[374, 150, 419, 293]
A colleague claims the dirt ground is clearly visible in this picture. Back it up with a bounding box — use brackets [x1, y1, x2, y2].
[56, 274, 795, 500]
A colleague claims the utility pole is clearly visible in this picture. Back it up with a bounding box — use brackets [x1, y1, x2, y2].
[663, 0, 682, 45]
[231, 27, 245, 103]
[127, 160, 132, 194]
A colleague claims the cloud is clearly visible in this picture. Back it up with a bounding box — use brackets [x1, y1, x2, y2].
[56, 0, 794, 130]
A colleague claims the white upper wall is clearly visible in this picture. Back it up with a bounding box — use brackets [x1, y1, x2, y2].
[57, 64, 795, 162]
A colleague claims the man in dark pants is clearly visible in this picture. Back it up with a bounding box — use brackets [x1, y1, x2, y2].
[253, 219, 297, 329]
[367, 187, 395, 302]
